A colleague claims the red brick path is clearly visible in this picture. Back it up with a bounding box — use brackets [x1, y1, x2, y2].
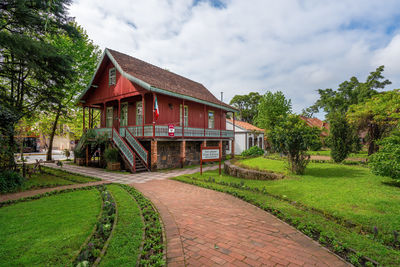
[134, 180, 350, 267]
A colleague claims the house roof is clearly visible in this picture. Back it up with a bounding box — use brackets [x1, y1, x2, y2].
[299, 116, 330, 136]
[227, 119, 265, 132]
[79, 48, 237, 112]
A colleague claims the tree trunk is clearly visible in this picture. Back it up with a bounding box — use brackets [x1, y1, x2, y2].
[46, 105, 62, 161]
[367, 123, 381, 156]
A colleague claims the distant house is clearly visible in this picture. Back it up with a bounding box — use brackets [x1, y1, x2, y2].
[226, 119, 265, 155]
[299, 116, 330, 137]
[78, 48, 237, 172]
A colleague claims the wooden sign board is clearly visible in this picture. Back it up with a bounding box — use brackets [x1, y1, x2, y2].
[200, 142, 222, 175]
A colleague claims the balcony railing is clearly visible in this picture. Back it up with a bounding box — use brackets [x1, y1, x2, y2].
[94, 125, 233, 138]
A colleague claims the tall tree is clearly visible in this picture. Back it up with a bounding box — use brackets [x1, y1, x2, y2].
[309, 66, 391, 157]
[347, 90, 400, 155]
[229, 92, 262, 123]
[0, 0, 79, 168]
[254, 91, 292, 133]
[310, 66, 391, 115]
[43, 23, 101, 160]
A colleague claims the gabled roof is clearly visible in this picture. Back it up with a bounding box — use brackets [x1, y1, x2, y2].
[299, 116, 330, 137]
[227, 119, 265, 132]
[79, 48, 237, 112]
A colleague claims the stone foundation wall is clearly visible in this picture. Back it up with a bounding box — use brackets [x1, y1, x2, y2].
[157, 141, 181, 169]
[185, 141, 202, 165]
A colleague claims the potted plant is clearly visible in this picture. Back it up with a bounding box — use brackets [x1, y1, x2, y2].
[104, 147, 120, 170]
[74, 147, 86, 166]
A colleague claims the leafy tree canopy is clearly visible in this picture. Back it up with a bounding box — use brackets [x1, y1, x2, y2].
[254, 91, 292, 133]
[229, 92, 262, 123]
[310, 66, 391, 116]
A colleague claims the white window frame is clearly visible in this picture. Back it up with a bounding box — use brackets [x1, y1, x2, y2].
[180, 104, 188, 127]
[106, 106, 113, 128]
[120, 102, 128, 127]
[208, 110, 215, 129]
[109, 68, 116, 85]
[136, 101, 144, 125]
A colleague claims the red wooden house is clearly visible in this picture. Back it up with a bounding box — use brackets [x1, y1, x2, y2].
[78, 48, 237, 172]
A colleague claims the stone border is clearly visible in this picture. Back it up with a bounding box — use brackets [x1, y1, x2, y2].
[224, 161, 284, 180]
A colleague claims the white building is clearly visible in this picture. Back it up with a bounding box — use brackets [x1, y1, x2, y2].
[226, 119, 265, 155]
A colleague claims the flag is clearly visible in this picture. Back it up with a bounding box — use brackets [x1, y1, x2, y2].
[154, 95, 159, 120]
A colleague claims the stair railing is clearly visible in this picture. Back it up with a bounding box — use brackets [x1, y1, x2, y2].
[124, 127, 149, 168]
[112, 127, 136, 172]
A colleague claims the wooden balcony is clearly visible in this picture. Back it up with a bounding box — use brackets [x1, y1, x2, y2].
[92, 125, 234, 139]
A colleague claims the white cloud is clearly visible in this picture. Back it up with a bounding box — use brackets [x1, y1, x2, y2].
[69, 0, 400, 118]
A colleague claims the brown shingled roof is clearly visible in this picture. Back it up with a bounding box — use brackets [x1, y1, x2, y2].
[107, 49, 234, 110]
[227, 119, 265, 132]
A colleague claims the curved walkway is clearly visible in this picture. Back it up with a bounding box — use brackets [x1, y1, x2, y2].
[135, 179, 350, 267]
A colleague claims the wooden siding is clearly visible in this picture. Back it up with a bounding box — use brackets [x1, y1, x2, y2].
[84, 59, 145, 105]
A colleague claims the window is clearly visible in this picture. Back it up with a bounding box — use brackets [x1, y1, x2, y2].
[248, 137, 253, 147]
[106, 107, 113, 128]
[180, 104, 188, 127]
[109, 68, 116, 85]
[208, 111, 215, 129]
[136, 101, 143, 125]
[259, 137, 263, 149]
[120, 102, 128, 127]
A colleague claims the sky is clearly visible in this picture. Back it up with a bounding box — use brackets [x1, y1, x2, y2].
[69, 0, 400, 119]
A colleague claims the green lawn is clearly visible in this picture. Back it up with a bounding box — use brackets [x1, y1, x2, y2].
[100, 185, 144, 266]
[307, 149, 369, 158]
[174, 157, 400, 266]
[9, 167, 100, 193]
[0, 189, 101, 266]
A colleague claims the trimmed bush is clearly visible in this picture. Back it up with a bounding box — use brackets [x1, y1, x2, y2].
[241, 146, 264, 157]
[369, 132, 400, 179]
[104, 148, 119, 163]
[0, 170, 25, 193]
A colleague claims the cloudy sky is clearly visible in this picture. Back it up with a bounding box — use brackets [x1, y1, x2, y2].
[69, 0, 400, 119]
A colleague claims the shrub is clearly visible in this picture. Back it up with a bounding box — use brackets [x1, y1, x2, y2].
[0, 170, 25, 193]
[104, 148, 119, 163]
[310, 138, 323, 151]
[63, 149, 71, 160]
[369, 132, 400, 179]
[74, 147, 86, 158]
[328, 113, 353, 163]
[241, 146, 264, 157]
[269, 115, 320, 174]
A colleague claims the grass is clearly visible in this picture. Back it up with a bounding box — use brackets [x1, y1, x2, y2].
[0, 189, 101, 266]
[100, 185, 144, 266]
[4, 167, 101, 193]
[173, 157, 400, 266]
[307, 149, 369, 159]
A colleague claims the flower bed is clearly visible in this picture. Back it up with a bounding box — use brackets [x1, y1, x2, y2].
[120, 185, 165, 266]
[74, 185, 117, 267]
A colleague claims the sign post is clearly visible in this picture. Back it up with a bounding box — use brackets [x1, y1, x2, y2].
[200, 142, 222, 175]
[168, 124, 175, 137]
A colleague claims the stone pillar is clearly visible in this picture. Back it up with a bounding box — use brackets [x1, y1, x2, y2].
[180, 140, 186, 167]
[151, 139, 158, 171]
